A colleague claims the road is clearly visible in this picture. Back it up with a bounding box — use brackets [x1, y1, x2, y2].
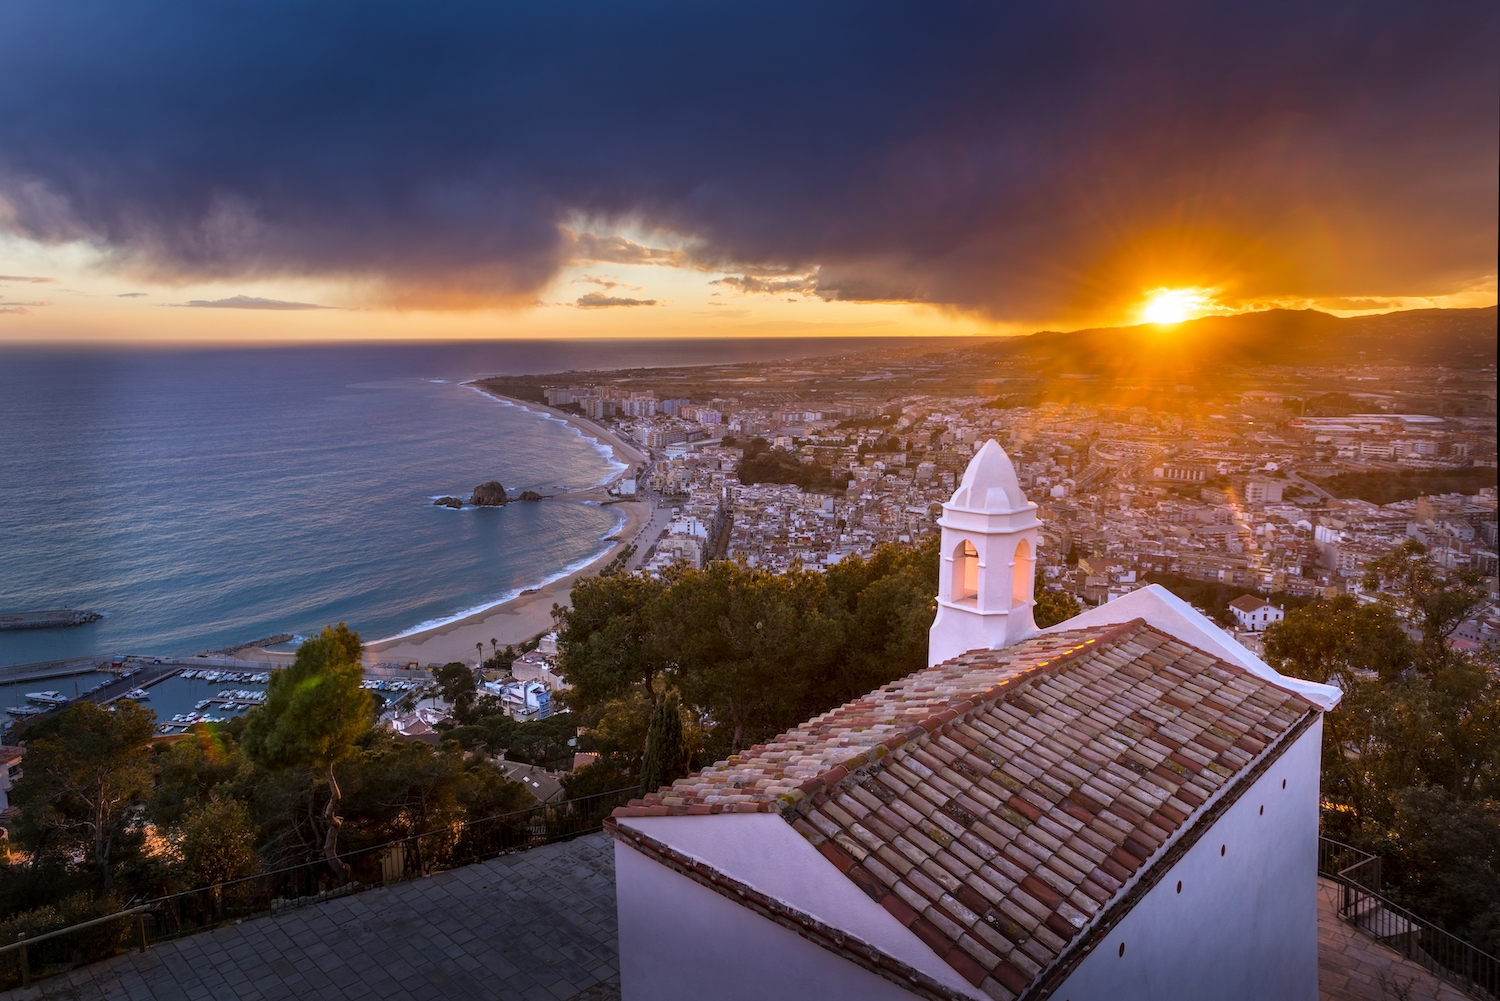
[1287, 469, 1334, 500]
[624, 495, 672, 571]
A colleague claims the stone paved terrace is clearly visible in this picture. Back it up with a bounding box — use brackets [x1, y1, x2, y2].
[1318, 879, 1472, 1001]
[3, 834, 619, 1001]
[1, 842, 1481, 1001]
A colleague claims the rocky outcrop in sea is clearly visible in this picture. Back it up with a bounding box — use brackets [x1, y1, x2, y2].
[470, 481, 509, 506]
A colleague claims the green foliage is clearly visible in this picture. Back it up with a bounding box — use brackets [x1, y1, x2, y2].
[1363, 539, 1486, 672]
[458, 758, 536, 819]
[240, 623, 371, 876]
[1311, 468, 1497, 506]
[557, 567, 675, 711]
[338, 733, 470, 844]
[242, 623, 371, 774]
[11, 701, 156, 892]
[433, 661, 477, 706]
[736, 440, 844, 491]
[1264, 595, 1413, 686]
[558, 537, 938, 762]
[573, 690, 653, 773]
[561, 760, 635, 800]
[1266, 582, 1500, 950]
[1297, 392, 1362, 416]
[180, 798, 259, 887]
[639, 691, 690, 796]
[0, 893, 130, 988]
[151, 725, 252, 827]
[1366, 789, 1500, 955]
[445, 709, 579, 769]
[1031, 568, 1080, 628]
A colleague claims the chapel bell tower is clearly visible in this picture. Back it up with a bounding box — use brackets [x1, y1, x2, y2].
[928, 439, 1040, 666]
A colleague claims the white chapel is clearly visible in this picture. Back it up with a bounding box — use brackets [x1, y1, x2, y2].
[607, 440, 1342, 1001]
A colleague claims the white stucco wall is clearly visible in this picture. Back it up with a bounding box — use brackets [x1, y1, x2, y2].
[617, 813, 978, 995]
[615, 838, 930, 1001]
[1050, 718, 1323, 1001]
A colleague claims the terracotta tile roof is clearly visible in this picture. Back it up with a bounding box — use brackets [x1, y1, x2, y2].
[1228, 594, 1274, 613]
[611, 619, 1318, 1000]
[615, 623, 1144, 817]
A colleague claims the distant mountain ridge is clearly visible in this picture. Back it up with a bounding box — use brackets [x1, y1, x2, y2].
[980, 306, 1497, 378]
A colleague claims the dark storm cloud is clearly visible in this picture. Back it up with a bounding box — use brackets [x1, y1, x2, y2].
[0, 1, 1494, 321]
[714, 274, 820, 296]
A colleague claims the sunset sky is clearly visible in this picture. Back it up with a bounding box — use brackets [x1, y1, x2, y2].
[0, 1, 1495, 342]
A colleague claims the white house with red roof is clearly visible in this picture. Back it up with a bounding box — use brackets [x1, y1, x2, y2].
[607, 440, 1341, 1001]
[1228, 594, 1284, 632]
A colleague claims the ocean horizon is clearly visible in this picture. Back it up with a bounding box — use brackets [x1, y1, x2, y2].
[0, 337, 951, 667]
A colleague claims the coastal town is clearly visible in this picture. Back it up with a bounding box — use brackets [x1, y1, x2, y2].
[473, 311, 1498, 663]
[4, 310, 1495, 794]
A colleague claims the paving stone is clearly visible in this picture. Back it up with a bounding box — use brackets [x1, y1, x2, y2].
[2, 833, 619, 1001]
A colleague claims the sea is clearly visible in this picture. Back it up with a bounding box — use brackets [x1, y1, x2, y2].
[0, 338, 949, 671]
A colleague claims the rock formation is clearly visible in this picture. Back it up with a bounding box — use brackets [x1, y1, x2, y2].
[470, 481, 509, 506]
[518, 490, 543, 502]
[433, 496, 464, 509]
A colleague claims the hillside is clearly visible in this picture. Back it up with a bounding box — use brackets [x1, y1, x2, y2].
[979, 306, 1497, 379]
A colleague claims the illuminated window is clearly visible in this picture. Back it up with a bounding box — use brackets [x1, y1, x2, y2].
[1012, 538, 1034, 605]
[955, 540, 979, 600]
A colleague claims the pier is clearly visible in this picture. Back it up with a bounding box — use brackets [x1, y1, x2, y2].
[0, 609, 102, 632]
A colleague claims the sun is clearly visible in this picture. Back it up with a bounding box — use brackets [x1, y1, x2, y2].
[1140, 287, 1211, 325]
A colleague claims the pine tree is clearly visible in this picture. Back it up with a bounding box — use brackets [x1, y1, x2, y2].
[639, 690, 690, 796]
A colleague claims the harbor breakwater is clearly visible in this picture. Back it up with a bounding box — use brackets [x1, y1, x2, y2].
[0, 609, 102, 631]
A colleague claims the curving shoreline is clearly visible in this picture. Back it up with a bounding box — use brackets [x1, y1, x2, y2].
[357, 386, 651, 667]
[464, 385, 648, 482]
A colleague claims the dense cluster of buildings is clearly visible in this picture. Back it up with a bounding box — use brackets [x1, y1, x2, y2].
[545, 369, 1499, 647]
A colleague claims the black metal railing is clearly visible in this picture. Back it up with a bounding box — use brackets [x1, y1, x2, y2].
[1319, 837, 1498, 1000]
[0, 786, 636, 989]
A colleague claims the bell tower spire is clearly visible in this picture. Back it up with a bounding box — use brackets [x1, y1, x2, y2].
[928, 438, 1040, 665]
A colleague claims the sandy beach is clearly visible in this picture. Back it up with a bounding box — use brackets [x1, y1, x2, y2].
[359, 388, 653, 667]
[360, 496, 649, 666]
[469, 386, 648, 475]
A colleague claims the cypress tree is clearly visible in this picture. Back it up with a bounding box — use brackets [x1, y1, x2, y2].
[639, 690, 690, 795]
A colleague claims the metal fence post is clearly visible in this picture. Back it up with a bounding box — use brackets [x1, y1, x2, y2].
[136, 914, 149, 953]
[16, 933, 27, 988]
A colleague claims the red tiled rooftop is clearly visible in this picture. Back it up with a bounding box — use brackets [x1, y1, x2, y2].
[612, 619, 1318, 1000]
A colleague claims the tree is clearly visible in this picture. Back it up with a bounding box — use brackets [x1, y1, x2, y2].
[1033, 568, 1081, 628]
[338, 734, 470, 845]
[674, 562, 828, 754]
[241, 623, 371, 880]
[1363, 539, 1486, 673]
[180, 798, 259, 888]
[555, 566, 675, 710]
[816, 538, 937, 709]
[639, 691, 690, 796]
[1266, 587, 1500, 948]
[434, 662, 477, 708]
[152, 723, 251, 827]
[11, 701, 156, 893]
